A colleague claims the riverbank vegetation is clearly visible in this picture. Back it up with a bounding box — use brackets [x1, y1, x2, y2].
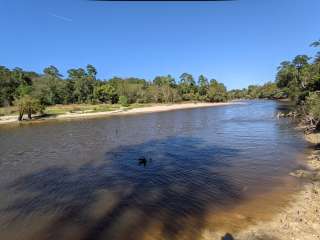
[274, 40, 320, 133]
[0, 64, 281, 121]
[230, 39, 320, 133]
[1, 39, 319, 126]
[0, 65, 230, 120]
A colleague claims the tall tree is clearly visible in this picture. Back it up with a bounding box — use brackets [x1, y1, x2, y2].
[0, 66, 16, 106]
[153, 75, 176, 87]
[86, 64, 97, 79]
[180, 73, 195, 86]
[207, 79, 227, 102]
[43, 65, 62, 78]
[198, 75, 209, 96]
[67, 67, 95, 103]
[179, 73, 197, 100]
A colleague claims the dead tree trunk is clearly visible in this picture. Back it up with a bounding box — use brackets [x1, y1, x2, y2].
[18, 111, 24, 121]
[27, 107, 32, 119]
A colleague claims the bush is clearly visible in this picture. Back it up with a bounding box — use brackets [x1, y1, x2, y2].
[119, 95, 129, 107]
[306, 92, 320, 120]
[93, 84, 118, 104]
[14, 95, 45, 120]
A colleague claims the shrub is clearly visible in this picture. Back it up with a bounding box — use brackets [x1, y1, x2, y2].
[306, 92, 320, 119]
[14, 95, 45, 121]
[119, 95, 129, 107]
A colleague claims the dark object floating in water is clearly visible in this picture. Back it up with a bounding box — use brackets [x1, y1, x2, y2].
[221, 233, 234, 240]
[138, 156, 152, 167]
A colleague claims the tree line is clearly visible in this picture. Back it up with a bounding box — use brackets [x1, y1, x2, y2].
[228, 39, 320, 132]
[0, 64, 306, 120]
[1, 39, 318, 127]
[274, 39, 320, 132]
[0, 64, 285, 112]
[0, 65, 232, 119]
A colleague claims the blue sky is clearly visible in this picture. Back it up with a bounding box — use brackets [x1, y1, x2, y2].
[1, 0, 319, 89]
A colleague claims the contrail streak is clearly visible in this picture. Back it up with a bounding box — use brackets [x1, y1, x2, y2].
[49, 13, 73, 22]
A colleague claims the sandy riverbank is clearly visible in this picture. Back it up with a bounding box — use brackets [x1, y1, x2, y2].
[236, 149, 320, 240]
[0, 102, 238, 125]
[204, 142, 320, 240]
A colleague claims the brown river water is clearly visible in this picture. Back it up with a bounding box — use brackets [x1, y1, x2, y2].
[0, 101, 310, 240]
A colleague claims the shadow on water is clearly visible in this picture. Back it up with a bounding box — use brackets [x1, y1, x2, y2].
[220, 233, 279, 240]
[221, 233, 234, 240]
[2, 136, 244, 240]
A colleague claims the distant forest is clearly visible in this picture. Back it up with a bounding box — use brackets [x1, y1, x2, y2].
[0, 39, 319, 130]
[0, 65, 283, 109]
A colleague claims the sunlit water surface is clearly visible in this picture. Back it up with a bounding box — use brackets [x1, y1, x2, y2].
[0, 101, 309, 240]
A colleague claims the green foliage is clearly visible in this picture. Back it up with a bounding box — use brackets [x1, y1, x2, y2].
[228, 82, 285, 100]
[0, 64, 237, 121]
[306, 92, 320, 120]
[119, 95, 128, 107]
[14, 95, 45, 120]
[273, 38, 320, 131]
[178, 73, 198, 100]
[0, 66, 16, 106]
[16, 84, 33, 97]
[198, 75, 209, 96]
[67, 68, 94, 103]
[311, 40, 320, 63]
[93, 84, 118, 103]
[153, 75, 176, 87]
[43, 65, 62, 78]
[257, 82, 279, 98]
[109, 77, 147, 104]
[0, 66, 37, 106]
[207, 79, 228, 102]
[32, 76, 67, 105]
[227, 88, 247, 99]
[275, 54, 316, 102]
[86, 64, 97, 78]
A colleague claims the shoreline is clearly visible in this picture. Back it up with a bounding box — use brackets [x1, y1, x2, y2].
[0, 102, 239, 126]
[205, 141, 320, 240]
[2, 100, 319, 239]
[236, 148, 320, 240]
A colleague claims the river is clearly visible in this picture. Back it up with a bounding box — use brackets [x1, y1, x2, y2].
[0, 100, 309, 240]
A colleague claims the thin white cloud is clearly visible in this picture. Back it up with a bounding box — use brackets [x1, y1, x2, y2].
[49, 13, 73, 22]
